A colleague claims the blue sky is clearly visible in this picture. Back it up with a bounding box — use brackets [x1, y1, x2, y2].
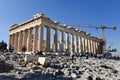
[0, 0, 120, 55]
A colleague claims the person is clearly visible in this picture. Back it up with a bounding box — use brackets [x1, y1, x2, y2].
[9, 45, 14, 53]
[37, 50, 44, 56]
[86, 53, 88, 59]
[21, 45, 26, 54]
[32, 50, 37, 56]
[70, 50, 75, 63]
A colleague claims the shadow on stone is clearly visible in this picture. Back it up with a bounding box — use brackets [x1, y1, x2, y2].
[0, 60, 14, 73]
[0, 75, 19, 80]
[20, 72, 74, 80]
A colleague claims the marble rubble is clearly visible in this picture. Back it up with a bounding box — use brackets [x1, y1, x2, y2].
[0, 52, 120, 80]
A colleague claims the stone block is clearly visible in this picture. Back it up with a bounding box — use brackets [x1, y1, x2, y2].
[55, 70, 64, 77]
[71, 73, 77, 78]
[38, 57, 48, 66]
[24, 55, 39, 62]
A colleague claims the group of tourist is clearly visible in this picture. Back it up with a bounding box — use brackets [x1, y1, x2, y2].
[112, 56, 120, 60]
[1, 44, 120, 61]
[31, 50, 43, 56]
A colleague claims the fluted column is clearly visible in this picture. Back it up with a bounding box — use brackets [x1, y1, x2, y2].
[92, 40, 94, 54]
[83, 38, 85, 52]
[96, 41, 98, 54]
[76, 35, 79, 53]
[9, 35, 12, 46]
[14, 34, 16, 52]
[87, 39, 89, 53]
[17, 34, 20, 51]
[80, 36, 83, 52]
[95, 41, 97, 54]
[60, 31, 64, 51]
[12, 34, 15, 47]
[10, 35, 13, 46]
[60, 31, 64, 44]
[71, 34, 74, 52]
[74, 36, 76, 53]
[91, 40, 93, 54]
[89, 40, 92, 53]
[13, 34, 16, 49]
[22, 30, 27, 47]
[78, 36, 80, 53]
[33, 26, 38, 50]
[53, 29, 58, 52]
[98, 42, 101, 54]
[86, 38, 89, 53]
[40, 27, 44, 51]
[46, 27, 50, 51]
[18, 31, 23, 52]
[93, 41, 96, 54]
[27, 28, 32, 52]
[70, 34, 72, 51]
[15, 33, 18, 52]
[66, 32, 69, 49]
[85, 38, 88, 53]
[99, 42, 103, 54]
[88, 39, 91, 53]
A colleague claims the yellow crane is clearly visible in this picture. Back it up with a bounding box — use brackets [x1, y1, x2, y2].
[72, 25, 117, 54]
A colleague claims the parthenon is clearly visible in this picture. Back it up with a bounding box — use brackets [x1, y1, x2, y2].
[9, 13, 103, 54]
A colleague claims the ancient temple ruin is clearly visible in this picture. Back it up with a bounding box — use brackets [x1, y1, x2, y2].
[9, 13, 103, 54]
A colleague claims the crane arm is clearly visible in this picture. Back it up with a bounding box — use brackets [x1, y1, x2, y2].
[74, 25, 116, 30]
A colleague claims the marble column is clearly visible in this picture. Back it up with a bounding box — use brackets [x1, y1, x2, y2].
[27, 28, 32, 52]
[12, 34, 15, 47]
[15, 33, 18, 52]
[99, 42, 103, 54]
[10, 35, 13, 46]
[95, 41, 97, 54]
[23, 30, 27, 47]
[96, 41, 98, 54]
[88, 39, 91, 53]
[93, 41, 96, 54]
[60, 31, 64, 44]
[80, 36, 83, 52]
[13, 34, 16, 51]
[13, 34, 16, 49]
[54, 29, 58, 52]
[92, 40, 94, 54]
[33, 26, 38, 50]
[19, 31, 23, 52]
[98, 42, 102, 54]
[66, 32, 69, 50]
[83, 38, 86, 52]
[90, 40, 93, 54]
[60, 31, 64, 51]
[86, 38, 89, 53]
[40, 27, 44, 51]
[78, 36, 80, 53]
[17, 33, 20, 51]
[91, 40, 93, 54]
[9, 35, 12, 47]
[46, 27, 50, 51]
[71, 34, 74, 52]
[76, 35, 78, 53]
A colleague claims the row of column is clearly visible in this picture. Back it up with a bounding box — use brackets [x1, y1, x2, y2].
[9, 25, 102, 54]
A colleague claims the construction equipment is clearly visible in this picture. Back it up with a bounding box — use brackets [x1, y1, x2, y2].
[72, 25, 117, 54]
[107, 42, 114, 51]
[106, 42, 117, 53]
